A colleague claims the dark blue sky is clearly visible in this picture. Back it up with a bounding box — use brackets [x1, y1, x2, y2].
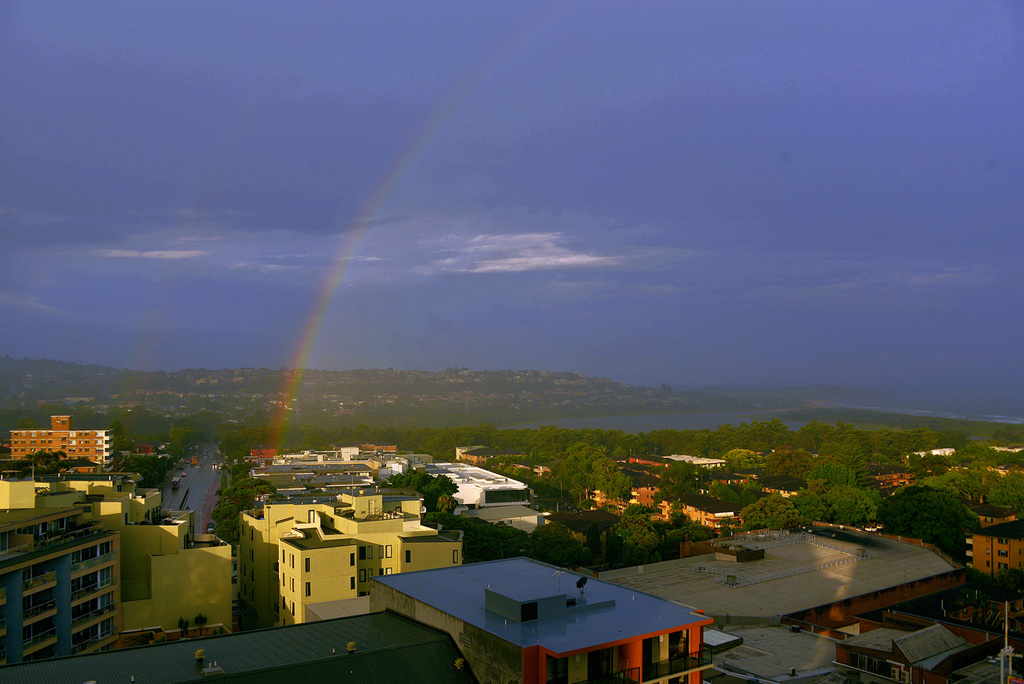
[2, 2, 1022, 407]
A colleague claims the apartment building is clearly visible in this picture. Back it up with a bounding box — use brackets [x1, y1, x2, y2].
[967, 519, 1024, 577]
[372, 557, 714, 684]
[2, 474, 231, 643]
[9, 415, 112, 466]
[0, 501, 120, 664]
[238, 489, 463, 628]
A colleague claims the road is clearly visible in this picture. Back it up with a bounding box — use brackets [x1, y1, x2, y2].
[159, 443, 223, 532]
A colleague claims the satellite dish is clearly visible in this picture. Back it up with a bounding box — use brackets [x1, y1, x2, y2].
[576, 576, 588, 592]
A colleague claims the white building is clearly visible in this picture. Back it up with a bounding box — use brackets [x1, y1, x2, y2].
[425, 462, 532, 508]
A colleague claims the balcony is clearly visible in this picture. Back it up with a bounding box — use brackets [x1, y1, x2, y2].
[72, 550, 117, 573]
[71, 577, 117, 602]
[72, 601, 117, 628]
[22, 570, 57, 593]
[642, 648, 713, 681]
[71, 626, 118, 655]
[23, 599, 57, 622]
[23, 627, 57, 652]
[0, 524, 106, 563]
[550, 649, 713, 684]
[0, 586, 6, 605]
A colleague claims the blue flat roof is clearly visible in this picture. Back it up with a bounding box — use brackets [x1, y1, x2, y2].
[374, 557, 709, 655]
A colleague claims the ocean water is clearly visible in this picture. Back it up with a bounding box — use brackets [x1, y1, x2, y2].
[509, 411, 809, 433]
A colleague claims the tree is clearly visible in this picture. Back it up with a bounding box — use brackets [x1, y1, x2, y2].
[591, 456, 632, 503]
[556, 442, 606, 503]
[385, 471, 458, 512]
[530, 522, 590, 567]
[807, 462, 860, 492]
[792, 490, 828, 523]
[877, 486, 978, 558]
[658, 461, 697, 502]
[823, 486, 879, 527]
[766, 447, 815, 479]
[177, 616, 189, 637]
[740, 494, 804, 531]
[615, 505, 661, 566]
[194, 612, 208, 636]
[722, 449, 763, 471]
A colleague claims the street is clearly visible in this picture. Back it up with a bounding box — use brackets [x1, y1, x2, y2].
[159, 443, 223, 532]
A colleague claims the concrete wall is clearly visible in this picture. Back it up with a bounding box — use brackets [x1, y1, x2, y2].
[785, 569, 966, 629]
[121, 542, 231, 633]
[371, 582, 524, 684]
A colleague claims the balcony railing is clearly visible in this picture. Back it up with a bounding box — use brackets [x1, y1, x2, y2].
[23, 627, 57, 649]
[0, 524, 106, 563]
[22, 571, 57, 591]
[642, 649, 713, 681]
[72, 550, 117, 573]
[72, 602, 117, 627]
[23, 599, 57, 620]
[71, 577, 116, 602]
[71, 627, 118, 655]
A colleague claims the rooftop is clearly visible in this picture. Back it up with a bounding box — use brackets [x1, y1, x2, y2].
[601, 528, 960, 619]
[0, 611, 476, 684]
[374, 557, 709, 655]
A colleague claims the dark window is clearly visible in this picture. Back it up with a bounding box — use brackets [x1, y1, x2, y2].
[359, 546, 367, 560]
[350, 552, 355, 566]
[453, 550, 459, 564]
[521, 601, 538, 622]
[405, 550, 411, 563]
[305, 582, 311, 597]
[305, 557, 310, 572]
[350, 577, 355, 590]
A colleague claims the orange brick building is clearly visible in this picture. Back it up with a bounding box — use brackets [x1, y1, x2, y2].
[968, 519, 1024, 576]
[9, 415, 111, 466]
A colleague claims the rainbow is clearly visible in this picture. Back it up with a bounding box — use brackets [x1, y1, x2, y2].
[265, 3, 576, 450]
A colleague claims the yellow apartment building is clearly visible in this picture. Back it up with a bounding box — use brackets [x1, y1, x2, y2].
[9, 415, 112, 466]
[238, 490, 463, 628]
[0, 495, 120, 664]
[2, 473, 232, 644]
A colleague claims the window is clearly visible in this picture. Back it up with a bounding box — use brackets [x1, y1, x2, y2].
[385, 568, 392, 575]
[305, 582, 311, 597]
[359, 546, 373, 560]
[291, 578, 295, 591]
[453, 550, 459, 564]
[350, 552, 355, 566]
[350, 577, 355, 590]
[405, 550, 411, 563]
[282, 549, 286, 562]
[250, 549, 254, 561]
[359, 570, 367, 582]
[999, 550, 1009, 557]
[305, 557, 310, 572]
[290, 554, 295, 568]
[385, 545, 392, 559]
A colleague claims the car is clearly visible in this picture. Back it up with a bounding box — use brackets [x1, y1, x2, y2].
[180, 471, 186, 478]
[206, 522, 216, 533]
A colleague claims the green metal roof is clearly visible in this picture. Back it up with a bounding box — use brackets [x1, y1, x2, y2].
[0, 611, 477, 684]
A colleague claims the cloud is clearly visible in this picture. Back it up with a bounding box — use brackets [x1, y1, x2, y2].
[96, 249, 209, 259]
[0, 292, 63, 316]
[425, 232, 621, 274]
